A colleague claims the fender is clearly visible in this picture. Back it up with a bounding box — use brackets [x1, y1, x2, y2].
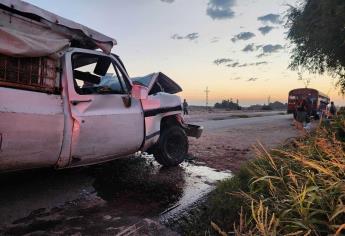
[175, 114, 203, 139]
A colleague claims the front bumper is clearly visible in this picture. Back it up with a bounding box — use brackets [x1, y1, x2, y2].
[184, 124, 203, 139]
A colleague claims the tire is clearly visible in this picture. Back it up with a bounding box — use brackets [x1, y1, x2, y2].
[152, 125, 188, 167]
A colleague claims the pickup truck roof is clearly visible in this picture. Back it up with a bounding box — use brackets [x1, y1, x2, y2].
[0, 0, 116, 56]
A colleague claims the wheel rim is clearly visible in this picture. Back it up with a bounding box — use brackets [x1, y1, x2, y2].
[164, 133, 187, 160]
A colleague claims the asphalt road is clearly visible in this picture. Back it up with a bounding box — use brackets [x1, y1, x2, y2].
[195, 114, 293, 132]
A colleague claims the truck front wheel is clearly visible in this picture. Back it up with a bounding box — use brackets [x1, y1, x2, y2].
[152, 126, 188, 167]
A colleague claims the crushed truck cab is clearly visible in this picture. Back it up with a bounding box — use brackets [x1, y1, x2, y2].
[0, 0, 203, 172]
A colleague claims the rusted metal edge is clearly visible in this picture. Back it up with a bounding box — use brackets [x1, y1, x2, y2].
[0, 81, 57, 94]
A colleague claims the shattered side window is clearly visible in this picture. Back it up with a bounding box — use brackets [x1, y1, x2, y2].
[72, 53, 128, 95]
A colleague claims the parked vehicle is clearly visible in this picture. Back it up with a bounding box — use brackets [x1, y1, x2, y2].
[0, 0, 202, 172]
[287, 88, 330, 119]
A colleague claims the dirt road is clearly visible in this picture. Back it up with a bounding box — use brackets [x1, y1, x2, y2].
[0, 113, 299, 235]
[187, 114, 299, 171]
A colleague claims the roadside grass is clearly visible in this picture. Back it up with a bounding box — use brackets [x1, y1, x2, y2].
[183, 111, 345, 235]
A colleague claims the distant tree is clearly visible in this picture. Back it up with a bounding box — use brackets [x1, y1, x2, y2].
[262, 105, 273, 111]
[269, 101, 288, 110]
[287, 0, 345, 93]
[214, 99, 241, 110]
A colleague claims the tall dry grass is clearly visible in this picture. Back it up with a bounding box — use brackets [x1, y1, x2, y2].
[230, 117, 345, 235]
[183, 112, 345, 236]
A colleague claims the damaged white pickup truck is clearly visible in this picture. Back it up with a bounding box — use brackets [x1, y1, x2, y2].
[0, 0, 202, 172]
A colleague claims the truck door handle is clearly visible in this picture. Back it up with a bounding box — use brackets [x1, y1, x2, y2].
[71, 99, 92, 106]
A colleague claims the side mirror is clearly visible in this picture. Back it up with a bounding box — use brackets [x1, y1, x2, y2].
[132, 84, 149, 100]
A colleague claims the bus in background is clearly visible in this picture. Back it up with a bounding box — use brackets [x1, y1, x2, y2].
[287, 88, 330, 119]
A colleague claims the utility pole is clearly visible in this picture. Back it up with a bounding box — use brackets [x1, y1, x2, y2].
[204, 86, 210, 111]
[268, 95, 271, 105]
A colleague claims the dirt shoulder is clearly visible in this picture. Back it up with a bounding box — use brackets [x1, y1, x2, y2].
[186, 113, 300, 172]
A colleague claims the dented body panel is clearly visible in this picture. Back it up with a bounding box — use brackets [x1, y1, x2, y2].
[0, 87, 64, 171]
[139, 76, 183, 151]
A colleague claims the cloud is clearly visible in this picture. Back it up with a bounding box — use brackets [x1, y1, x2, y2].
[171, 33, 199, 41]
[242, 43, 255, 52]
[256, 44, 283, 57]
[206, 0, 236, 20]
[185, 33, 199, 40]
[257, 14, 282, 24]
[226, 62, 239, 67]
[238, 63, 248, 67]
[255, 61, 268, 66]
[231, 32, 255, 42]
[242, 43, 272, 53]
[210, 37, 220, 43]
[247, 77, 259, 82]
[171, 34, 183, 40]
[224, 61, 268, 68]
[262, 44, 283, 53]
[213, 58, 233, 65]
[230, 77, 241, 80]
[258, 26, 274, 35]
[160, 0, 174, 3]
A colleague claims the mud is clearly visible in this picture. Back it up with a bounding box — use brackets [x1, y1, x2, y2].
[0, 156, 230, 235]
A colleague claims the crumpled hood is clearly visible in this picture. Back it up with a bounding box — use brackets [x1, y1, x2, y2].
[131, 72, 182, 95]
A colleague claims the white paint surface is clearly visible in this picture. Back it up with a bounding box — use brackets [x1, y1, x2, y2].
[0, 88, 64, 171]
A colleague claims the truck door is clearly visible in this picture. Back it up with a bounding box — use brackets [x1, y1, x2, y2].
[64, 49, 144, 165]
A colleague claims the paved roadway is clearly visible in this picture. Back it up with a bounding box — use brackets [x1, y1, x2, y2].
[195, 114, 293, 132]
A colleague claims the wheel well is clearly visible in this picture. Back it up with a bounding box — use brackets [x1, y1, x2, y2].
[160, 115, 181, 130]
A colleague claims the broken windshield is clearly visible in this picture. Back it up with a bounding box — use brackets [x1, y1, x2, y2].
[131, 74, 155, 87]
[131, 73, 182, 95]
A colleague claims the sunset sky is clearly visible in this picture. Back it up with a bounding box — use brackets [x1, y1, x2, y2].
[26, 0, 344, 106]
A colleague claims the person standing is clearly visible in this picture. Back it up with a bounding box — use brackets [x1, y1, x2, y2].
[296, 98, 307, 130]
[304, 96, 312, 129]
[183, 99, 189, 115]
[329, 101, 337, 118]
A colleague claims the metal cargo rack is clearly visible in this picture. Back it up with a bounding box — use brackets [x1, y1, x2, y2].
[0, 54, 58, 93]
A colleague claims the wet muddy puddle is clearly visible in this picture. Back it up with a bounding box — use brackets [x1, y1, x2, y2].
[0, 155, 231, 235]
